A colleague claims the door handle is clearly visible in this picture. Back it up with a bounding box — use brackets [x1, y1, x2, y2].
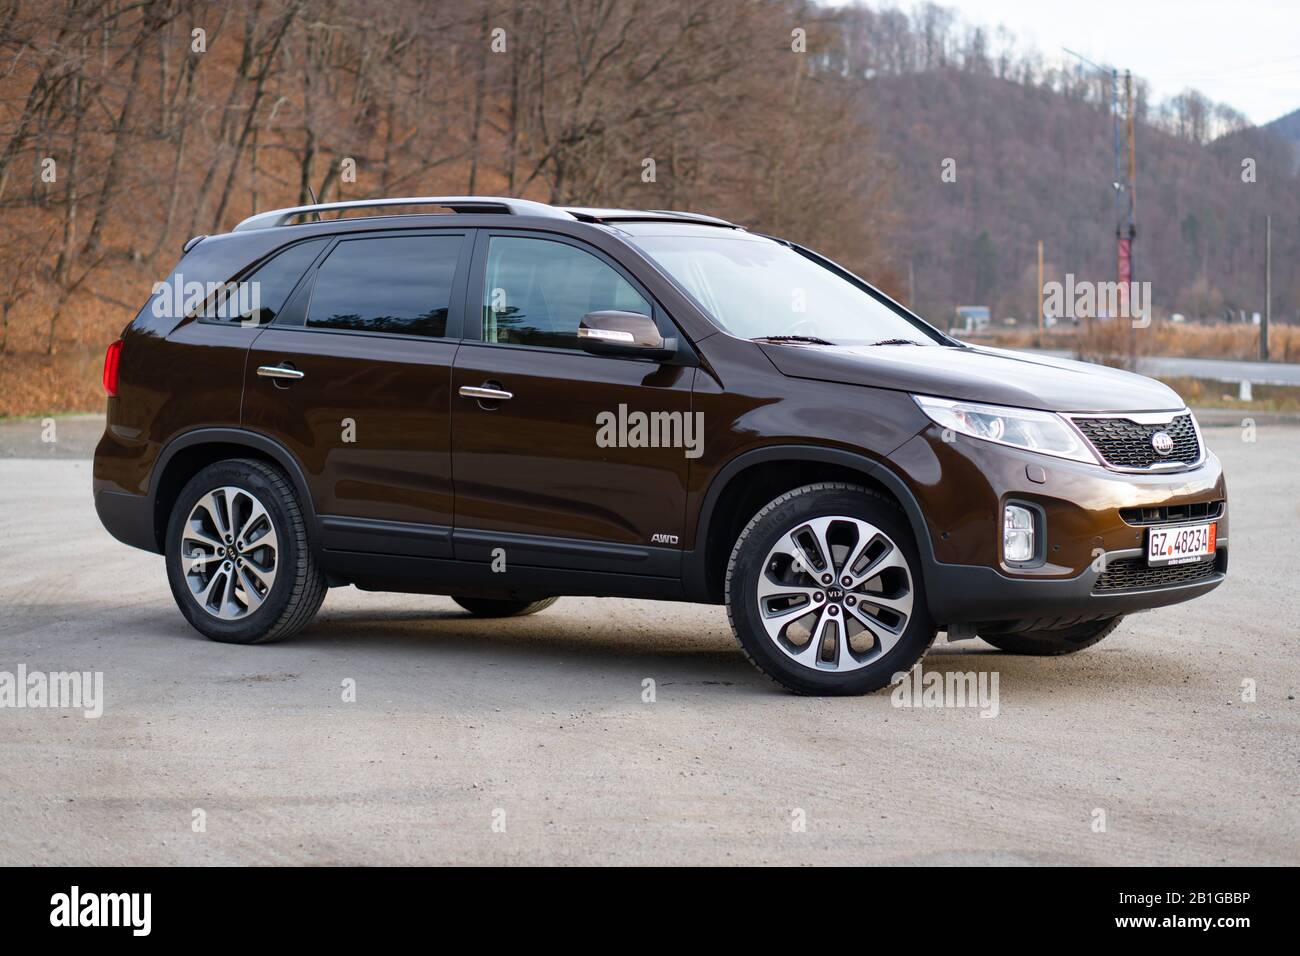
[257, 364, 305, 381]
[458, 384, 513, 401]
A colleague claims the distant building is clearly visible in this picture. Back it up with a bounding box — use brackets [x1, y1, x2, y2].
[953, 305, 990, 335]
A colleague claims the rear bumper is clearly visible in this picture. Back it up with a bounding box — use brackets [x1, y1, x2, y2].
[927, 546, 1227, 627]
[93, 410, 162, 554]
[93, 481, 159, 553]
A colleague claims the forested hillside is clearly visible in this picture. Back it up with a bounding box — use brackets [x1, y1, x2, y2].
[1263, 107, 1300, 168]
[867, 70, 1298, 324]
[827, 3, 1299, 326]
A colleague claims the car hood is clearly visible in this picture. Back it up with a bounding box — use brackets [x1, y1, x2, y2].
[757, 341, 1184, 413]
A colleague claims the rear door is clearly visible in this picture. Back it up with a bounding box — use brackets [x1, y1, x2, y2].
[242, 229, 470, 557]
[450, 230, 695, 576]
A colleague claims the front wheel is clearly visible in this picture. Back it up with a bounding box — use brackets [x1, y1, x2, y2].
[725, 482, 937, 696]
[980, 616, 1123, 656]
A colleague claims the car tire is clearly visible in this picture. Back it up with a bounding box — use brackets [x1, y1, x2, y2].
[979, 616, 1123, 656]
[165, 458, 327, 645]
[725, 482, 937, 696]
[452, 596, 559, 618]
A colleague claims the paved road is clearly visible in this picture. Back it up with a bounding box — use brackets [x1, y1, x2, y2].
[1137, 355, 1300, 387]
[1020, 348, 1300, 386]
[0, 423, 1297, 865]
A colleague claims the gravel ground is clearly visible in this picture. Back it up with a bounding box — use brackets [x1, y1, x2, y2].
[0, 416, 1296, 865]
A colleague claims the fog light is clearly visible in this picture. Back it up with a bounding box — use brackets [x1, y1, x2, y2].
[1004, 505, 1035, 562]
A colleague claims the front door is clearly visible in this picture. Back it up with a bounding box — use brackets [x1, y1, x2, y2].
[451, 231, 695, 576]
[242, 229, 470, 557]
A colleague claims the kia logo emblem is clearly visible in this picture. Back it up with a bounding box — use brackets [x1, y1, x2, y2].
[1151, 431, 1174, 455]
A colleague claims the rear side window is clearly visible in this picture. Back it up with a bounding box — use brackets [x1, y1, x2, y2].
[306, 235, 461, 337]
[482, 236, 650, 350]
[208, 239, 326, 325]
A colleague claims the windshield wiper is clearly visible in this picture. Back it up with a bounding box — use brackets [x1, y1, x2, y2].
[753, 335, 836, 346]
[867, 338, 924, 346]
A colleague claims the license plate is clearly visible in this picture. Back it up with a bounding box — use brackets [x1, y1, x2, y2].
[1147, 522, 1216, 567]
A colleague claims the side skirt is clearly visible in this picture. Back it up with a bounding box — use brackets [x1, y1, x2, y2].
[317, 516, 688, 601]
[319, 550, 687, 602]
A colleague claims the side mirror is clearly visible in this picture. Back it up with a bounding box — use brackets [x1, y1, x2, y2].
[577, 311, 677, 361]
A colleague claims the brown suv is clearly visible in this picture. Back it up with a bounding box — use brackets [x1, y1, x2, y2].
[93, 196, 1228, 694]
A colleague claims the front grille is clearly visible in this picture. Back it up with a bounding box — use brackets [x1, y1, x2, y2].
[1120, 499, 1224, 526]
[1072, 413, 1200, 470]
[1093, 556, 1218, 592]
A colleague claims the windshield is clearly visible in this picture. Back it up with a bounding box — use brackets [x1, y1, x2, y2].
[628, 231, 941, 346]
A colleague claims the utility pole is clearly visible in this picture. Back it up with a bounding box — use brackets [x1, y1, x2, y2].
[1124, 70, 1138, 367]
[1111, 67, 1125, 320]
[1064, 48, 1130, 335]
[1037, 239, 1044, 340]
[1263, 214, 1271, 360]
[1125, 71, 1138, 265]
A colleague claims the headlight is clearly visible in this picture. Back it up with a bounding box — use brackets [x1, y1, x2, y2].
[913, 395, 1098, 464]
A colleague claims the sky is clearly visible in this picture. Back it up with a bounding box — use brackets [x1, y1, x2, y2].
[825, 0, 1300, 125]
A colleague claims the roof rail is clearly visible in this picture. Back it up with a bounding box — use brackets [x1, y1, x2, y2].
[563, 206, 737, 228]
[646, 209, 737, 227]
[232, 196, 573, 232]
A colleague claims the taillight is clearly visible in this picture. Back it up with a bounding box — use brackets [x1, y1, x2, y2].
[103, 339, 123, 396]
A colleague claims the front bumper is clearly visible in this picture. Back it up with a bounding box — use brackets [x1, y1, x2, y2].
[890, 426, 1228, 627]
[925, 546, 1226, 627]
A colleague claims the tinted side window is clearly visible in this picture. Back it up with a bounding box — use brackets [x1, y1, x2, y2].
[212, 239, 326, 325]
[306, 235, 461, 337]
[483, 236, 650, 350]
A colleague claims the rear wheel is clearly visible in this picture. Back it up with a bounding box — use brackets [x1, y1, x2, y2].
[725, 482, 937, 696]
[452, 595, 559, 618]
[980, 616, 1123, 656]
[164, 458, 326, 644]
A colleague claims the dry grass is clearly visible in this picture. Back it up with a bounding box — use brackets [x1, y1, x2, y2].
[1158, 376, 1300, 413]
[0, 282, 142, 418]
[0, 348, 106, 419]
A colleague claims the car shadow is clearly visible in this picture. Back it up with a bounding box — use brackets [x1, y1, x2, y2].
[262, 602, 771, 693]
[281, 607, 1205, 700]
[17, 597, 1214, 702]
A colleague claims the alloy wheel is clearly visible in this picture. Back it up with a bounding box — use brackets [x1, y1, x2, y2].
[180, 486, 279, 620]
[755, 514, 915, 672]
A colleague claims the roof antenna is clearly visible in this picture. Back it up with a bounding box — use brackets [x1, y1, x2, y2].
[306, 185, 323, 222]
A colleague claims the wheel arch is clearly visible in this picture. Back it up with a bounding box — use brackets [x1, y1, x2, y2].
[149, 428, 318, 554]
[684, 445, 936, 604]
